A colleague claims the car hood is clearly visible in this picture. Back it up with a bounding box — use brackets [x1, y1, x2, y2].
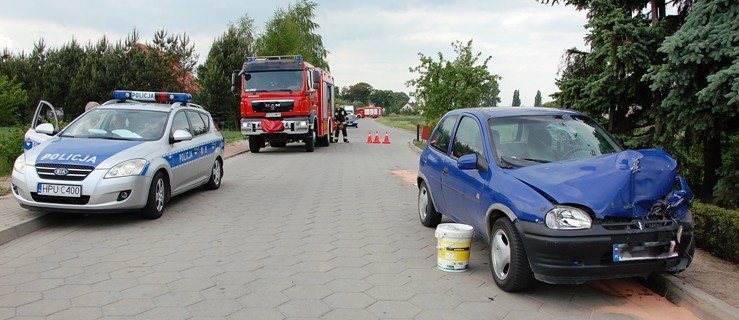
[29, 137, 152, 168]
[505, 149, 678, 219]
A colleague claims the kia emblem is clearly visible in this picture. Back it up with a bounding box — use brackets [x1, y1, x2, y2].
[54, 168, 69, 176]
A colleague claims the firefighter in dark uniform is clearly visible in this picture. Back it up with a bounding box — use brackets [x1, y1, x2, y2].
[333, 103, 349, 143]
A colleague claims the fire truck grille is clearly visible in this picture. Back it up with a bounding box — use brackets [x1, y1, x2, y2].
[252, 101, 294, 113]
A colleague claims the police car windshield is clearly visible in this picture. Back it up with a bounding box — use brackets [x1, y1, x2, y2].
[62, 109, 169, 141]
[244, 70, 303, 92]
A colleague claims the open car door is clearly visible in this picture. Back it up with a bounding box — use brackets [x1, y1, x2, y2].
[24, 100, 62, 151]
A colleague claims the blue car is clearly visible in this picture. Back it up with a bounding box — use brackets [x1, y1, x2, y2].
[417, 107, 694, 292]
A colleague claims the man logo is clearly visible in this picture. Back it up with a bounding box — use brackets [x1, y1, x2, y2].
[54, 168, 69, 176]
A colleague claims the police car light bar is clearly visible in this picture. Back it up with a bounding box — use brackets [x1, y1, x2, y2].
[113, 90, 191, 103]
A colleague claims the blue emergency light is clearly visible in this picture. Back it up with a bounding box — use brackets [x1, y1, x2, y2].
[113, 90, 192, 103]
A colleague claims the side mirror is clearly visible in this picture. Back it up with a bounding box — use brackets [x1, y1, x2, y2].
[312, 82, 319, 90]
[172, 129, 193, 143]
[231, 70, 241, 94]
[458, 153, 489, 172]
[35, 123, 55, 135]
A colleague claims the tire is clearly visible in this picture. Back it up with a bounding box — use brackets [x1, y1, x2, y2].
[418, 181, 441, 227]
[204, 158, 222, 190]
[305, 129, 316, 152]
[489, 218, 534, 292]
[249, 136, 262, 153]
[141, 172, 167, 219]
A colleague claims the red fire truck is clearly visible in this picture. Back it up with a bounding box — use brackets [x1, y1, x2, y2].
[231, 55, 335, 153]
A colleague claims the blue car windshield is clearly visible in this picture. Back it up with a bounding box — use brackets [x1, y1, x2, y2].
[489, 114, 622, 166]
[61, 109, 169, 141]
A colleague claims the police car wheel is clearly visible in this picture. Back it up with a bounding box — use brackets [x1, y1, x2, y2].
[204, 158, 222, 190]
[141, 172, 167, 219]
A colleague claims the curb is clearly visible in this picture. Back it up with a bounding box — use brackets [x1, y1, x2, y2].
[643, 273, 739, 320]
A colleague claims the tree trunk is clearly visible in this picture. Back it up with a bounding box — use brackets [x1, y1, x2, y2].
[702, 130, 722, 199]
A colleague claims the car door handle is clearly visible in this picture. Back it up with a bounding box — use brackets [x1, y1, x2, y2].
[443, 167, 449, 175]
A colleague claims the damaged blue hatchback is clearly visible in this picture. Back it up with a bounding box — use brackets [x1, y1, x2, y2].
[417, 107, 694, 292]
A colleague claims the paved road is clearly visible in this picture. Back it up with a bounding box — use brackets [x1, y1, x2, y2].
[0, 118, 701, 319]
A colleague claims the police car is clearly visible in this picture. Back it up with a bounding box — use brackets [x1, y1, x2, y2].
[11, 90, 225, 219]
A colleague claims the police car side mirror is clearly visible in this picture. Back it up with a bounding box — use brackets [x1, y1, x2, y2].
[171, 130, 193, 143]
[35, 123, 55, 135]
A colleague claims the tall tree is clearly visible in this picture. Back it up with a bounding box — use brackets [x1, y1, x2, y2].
[0, 75, 28, 126]
[258, 0, 328, 70]
[197, 15, 258, 130]
[512, 90, 521, 106]
[649, 0, 738, 203]
[345, 82, 373, 106]
[534, 90, 542, 106]
[407, 39, 501, 120]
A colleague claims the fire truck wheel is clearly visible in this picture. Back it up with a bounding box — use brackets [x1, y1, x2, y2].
[305, 130, 316, 152]
[249, 136, 262, 153]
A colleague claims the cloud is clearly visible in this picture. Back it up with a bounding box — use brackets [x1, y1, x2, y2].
[1, 0, 588, 106]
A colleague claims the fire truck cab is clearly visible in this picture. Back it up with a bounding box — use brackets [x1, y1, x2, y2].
[232, 55, 334, 153]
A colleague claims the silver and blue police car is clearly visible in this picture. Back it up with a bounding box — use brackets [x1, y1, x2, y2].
[11, 90, 225, 219]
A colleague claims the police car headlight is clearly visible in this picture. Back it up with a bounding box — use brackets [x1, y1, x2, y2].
[13, 154, 26, 174]
[545, 206, 592, 230]
[105, 159, 148, 178]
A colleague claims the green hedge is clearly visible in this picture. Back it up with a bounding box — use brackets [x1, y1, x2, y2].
[0, 126, 25, 176]
[692, 201, 739, 263]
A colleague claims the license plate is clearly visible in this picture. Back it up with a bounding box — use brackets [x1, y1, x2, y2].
[265, 112, 281, 118]
[37, 183, 82, 197]
[613, 241, 678, 262]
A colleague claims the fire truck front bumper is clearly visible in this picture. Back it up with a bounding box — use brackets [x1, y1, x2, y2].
[240, 117, 310, 135]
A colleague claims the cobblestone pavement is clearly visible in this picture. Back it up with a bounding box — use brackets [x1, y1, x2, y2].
[0, 120, 708, 319]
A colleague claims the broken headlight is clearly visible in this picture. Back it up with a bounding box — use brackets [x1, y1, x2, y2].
[545, 205, 592, 230]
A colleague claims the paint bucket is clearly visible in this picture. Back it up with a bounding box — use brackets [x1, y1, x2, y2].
[435, 223, 474, 272]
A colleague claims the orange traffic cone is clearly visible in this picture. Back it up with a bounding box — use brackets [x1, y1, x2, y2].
[366, 131, 373, 143]
[373, 131, 381, 144]
[382, 131, 391, 144]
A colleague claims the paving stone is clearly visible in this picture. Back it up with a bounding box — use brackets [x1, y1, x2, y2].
[277, 299, 331, 318]
[101, 298, 156, 316]
[323, 292, 376, 309]
[367, 300, 421, 318]
[16, 299, 70, 317]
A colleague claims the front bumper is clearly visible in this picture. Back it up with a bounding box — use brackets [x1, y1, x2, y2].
[11, 167, 151, 214]
[516, 214, 694, 284]
[240, 117, 310, 136]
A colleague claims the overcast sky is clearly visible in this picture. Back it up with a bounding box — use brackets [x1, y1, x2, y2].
[0, 0, 589, 106]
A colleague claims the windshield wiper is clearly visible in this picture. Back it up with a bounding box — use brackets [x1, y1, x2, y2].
[522, 158, 551, 163]
[499, 156, 521, 168]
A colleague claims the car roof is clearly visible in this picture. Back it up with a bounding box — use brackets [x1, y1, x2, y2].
[449, 107, 582, 119]
[98, 100, 209, 114]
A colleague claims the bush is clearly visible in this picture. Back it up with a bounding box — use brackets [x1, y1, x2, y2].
[0, 126, 25, 176]
[692, 201, 739, 263]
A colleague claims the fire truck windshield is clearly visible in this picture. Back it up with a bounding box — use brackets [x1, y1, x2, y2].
[244, 70, 303, 93]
